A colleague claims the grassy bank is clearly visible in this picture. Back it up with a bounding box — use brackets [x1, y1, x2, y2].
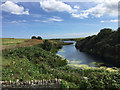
[2, 38, 120, 89]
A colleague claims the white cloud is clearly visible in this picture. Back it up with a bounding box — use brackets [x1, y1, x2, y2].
[33, 20, 41, 22]
[10, 20, 27, 23]
[100, 20, 105, 23]
[41, 20, 50, 23]
[1, 1, 29, 15]
[40, 0, 77, 13]
[72, 0, 118, 19]
[72, 13, 88, 19]
[100, 19, 119, 23]
[33, 16, 63, 23]
[92, 0, 118, 3]
[33, 19, 50, 23]
[10, 21, 18, 23]
[74, 5, 80, 9]
[48, 17, 63, 22]
[44, 32, 97, 39]
[110, 19, 119, 22]
[40, 0, 118, 19]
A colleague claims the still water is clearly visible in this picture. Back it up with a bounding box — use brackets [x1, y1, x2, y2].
[57, 41, 113, 67]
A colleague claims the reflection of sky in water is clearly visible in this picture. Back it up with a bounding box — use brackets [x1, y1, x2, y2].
[57, 42, 105, 67]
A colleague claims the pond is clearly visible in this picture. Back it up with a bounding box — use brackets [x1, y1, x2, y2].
[57, 41, 114, 67]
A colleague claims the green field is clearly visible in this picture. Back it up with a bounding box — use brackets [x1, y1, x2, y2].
[2, 38, 29, 45]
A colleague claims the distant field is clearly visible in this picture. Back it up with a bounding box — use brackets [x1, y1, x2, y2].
[1, 38, 84, 50]
[2, 38, 29, 45]
[1, 38, 43, 50]
[50, 38, 85, 41]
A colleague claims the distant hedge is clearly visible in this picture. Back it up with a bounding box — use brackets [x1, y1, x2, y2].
[31, 36, 42, 40]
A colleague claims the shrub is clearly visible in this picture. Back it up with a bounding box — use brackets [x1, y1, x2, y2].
[37, 36, 42, 40]
[31, 36, 37, 39]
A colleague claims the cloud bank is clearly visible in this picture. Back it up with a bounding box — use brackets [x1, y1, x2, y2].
[40, 0, 77, 13]
[72, 0, 118, 19]
[33, 16, 63, 23]
[100, 19, 119, 23]
[40, 0, 118, 19]
[1, 1, 29, 15]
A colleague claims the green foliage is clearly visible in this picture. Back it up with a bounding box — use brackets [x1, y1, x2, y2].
[37, 36, 42, 40]
[50, 38, 84, 41]
[41, 40, 52, 51]
[3, 45, 67, 68]
[31, 36, 37, 39]
[31, 36, 42, 40]
[58, 66, 120, 89]
[76, 28, 120, 66]
[61, 80, 79, 89]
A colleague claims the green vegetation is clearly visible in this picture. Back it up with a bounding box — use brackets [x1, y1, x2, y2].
[2, 43, 67, 81]
[41, 40, 52, 51]
[31, 36, 42, 40]
[2, 39, 43, 50]
[50, 38, 84, 41]
[76, 28, 120, 67]
[37, 36, 42, 40]
[2, 38, 28, 45]
[31, 36, 37, 39]
[2, 39, 120, 89]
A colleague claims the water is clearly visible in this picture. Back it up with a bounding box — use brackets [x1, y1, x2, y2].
[57, 41, 113, 67]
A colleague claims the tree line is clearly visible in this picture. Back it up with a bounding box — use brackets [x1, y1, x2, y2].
[75, 28, 120, 67]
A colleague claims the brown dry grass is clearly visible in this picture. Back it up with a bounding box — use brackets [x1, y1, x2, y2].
[1, 39, 43, 51]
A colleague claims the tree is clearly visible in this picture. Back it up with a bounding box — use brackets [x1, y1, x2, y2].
[37, 36, 42, 40]
[117, 27, 120, 43]
[31, 36, 37, 39]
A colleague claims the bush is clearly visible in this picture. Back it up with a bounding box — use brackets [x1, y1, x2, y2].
[42, 40, 52, 51]
[31, 36, 37, 39]
[37, 36, 42, 40]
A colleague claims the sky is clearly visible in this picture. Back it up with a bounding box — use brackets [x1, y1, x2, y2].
[2, 0, 118, 39]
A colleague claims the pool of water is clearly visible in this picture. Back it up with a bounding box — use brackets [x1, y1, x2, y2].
[57, 41, 114, 67]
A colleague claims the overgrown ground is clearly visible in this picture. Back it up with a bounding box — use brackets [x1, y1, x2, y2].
[1, 38, 43, 50]
[2, 38, 120, 89]
[2, 38, 27, 45]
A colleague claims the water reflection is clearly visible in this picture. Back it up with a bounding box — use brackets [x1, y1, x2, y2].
[57, 41, 112, 67]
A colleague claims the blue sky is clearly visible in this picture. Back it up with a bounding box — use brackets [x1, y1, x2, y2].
[2, 0, 118, 39]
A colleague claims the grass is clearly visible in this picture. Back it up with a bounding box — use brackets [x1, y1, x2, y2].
[2, 38, 120, 89]
[50, 38, 85, 41]
[2, 38, 28, 45]
[2, 44, 67, 81]
[1, 38, 43, 50]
